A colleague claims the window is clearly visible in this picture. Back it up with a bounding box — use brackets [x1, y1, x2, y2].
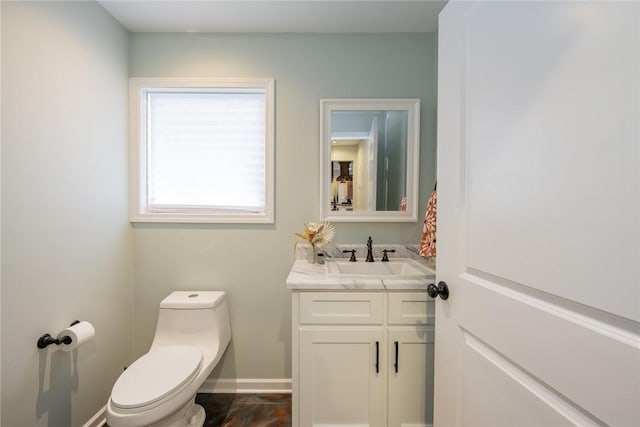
[129, 78, 274, 223]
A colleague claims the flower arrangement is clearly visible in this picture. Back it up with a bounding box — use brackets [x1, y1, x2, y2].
[295, 222, 335, 263]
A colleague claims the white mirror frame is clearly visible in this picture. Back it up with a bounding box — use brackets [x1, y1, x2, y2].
[320, 99, 421, 222]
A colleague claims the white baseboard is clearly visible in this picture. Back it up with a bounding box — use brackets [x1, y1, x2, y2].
[81, 379, 291, 426]
[83, 404, 107, 427]
[199, 378, 292, 394]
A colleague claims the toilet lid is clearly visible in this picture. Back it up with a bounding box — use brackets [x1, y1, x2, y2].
[111, 346, 203, 410]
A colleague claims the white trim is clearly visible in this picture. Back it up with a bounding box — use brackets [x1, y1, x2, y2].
[128, 77, 275, 224]
[82, 404, 107, 427]
[81, 380, 291, 427]
[320, 98, 421, 223]
[199, 378, 292, 394]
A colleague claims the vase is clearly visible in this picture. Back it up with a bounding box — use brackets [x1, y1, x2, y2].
[307, 245, 318, 264]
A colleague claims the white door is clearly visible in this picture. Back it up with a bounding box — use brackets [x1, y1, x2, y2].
[435, 1, 639, 426]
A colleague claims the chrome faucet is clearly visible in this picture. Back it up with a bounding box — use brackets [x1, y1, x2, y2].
[366, 236, 374, 262]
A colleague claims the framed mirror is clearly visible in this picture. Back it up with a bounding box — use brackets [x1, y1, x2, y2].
[320, 99, 420, 222]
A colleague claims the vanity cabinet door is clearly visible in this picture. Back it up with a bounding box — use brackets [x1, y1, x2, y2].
[299, 328, 385, 427]
[387, 327, 435, 427]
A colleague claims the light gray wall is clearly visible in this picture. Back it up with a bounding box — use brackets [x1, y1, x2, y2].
[1, 2, 132, 426]
[129, 33, 437, 380]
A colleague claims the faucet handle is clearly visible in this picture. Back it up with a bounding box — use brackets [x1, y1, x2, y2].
[381, 249, 396, 262]
[342, 249, 357, 262]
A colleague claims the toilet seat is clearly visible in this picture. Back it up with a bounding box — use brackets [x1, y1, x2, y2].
[111, 346, 203, 411]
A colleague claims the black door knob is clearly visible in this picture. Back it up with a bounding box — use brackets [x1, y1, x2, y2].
[427, 281, 449, 300]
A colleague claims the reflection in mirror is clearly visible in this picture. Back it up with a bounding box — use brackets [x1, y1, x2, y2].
[331, 161, 354, 210]
[321, 99, 420, 222]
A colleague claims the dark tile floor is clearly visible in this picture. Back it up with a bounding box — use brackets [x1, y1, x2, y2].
[196, 393, 292, 427]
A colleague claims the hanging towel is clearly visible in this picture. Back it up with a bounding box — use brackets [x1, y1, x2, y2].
[399, 196, 407, 212]
[419, 189, 437, 257]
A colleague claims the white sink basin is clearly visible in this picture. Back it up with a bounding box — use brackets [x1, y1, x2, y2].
[326, 258, 434, 280]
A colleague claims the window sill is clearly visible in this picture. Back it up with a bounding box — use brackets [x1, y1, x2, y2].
[130, 212, 274, 224]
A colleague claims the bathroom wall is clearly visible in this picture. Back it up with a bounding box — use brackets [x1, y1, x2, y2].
[129, 33, 437, 383]
[1, 2, 132, 425]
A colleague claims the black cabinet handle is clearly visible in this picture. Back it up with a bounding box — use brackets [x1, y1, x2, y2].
[375, 341, 379, 373]
[394, 341, 399, 373]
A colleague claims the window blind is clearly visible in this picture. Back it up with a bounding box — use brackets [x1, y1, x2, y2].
[146, 91, 266, 212]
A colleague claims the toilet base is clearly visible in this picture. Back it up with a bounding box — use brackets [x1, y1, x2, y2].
[188, 404, 206, 427]
[145, 399, 205, 427]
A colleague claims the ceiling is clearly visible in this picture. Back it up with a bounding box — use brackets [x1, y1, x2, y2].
[97, 0, 447, 33]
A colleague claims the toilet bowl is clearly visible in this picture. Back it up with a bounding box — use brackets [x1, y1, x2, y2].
[107, 291, 231, 427]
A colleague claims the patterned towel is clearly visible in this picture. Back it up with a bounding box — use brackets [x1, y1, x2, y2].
[419, 190, 437, 257]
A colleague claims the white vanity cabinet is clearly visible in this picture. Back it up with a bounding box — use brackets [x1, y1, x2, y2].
[291, 290, 434, 427]
[387, 293, 435, 427]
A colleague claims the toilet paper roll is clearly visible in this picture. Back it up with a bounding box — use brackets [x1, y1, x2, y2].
[57, 321, 95, 352]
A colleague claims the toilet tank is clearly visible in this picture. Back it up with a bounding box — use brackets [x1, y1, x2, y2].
[150, 291, 231, 358]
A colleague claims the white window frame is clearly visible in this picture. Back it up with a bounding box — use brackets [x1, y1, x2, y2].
[129, 78, 275, 223]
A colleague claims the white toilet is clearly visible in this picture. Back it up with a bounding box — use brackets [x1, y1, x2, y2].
[107, 291, 231, 427]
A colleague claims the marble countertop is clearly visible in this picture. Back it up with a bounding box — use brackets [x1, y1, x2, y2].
[286, 244, 436, 291]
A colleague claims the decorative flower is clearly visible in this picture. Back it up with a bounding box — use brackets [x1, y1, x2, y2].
[295, 222, 335, 248]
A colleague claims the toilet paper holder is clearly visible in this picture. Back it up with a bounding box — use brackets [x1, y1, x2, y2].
[37, 320, 80, 349]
